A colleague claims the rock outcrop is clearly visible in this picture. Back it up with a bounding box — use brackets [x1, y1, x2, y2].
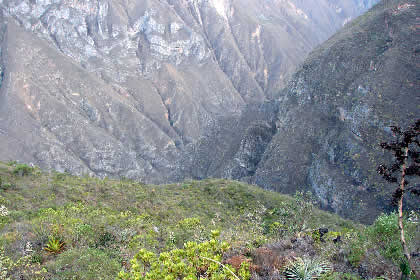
[185, 0, 419, 222]
[0, 0, 377, 183]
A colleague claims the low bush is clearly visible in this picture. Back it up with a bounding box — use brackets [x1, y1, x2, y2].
[0, 247, 46, 280]
[118, 231, 250, 280]
[367, 212, 416, 265]
[0, 182, 13, 191]
[12, 164, 33, 176]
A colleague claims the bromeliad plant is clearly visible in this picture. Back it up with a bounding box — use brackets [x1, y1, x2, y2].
[118, 230, 250, 280]
[44, 236, 65, 254]
[284, 257, 331, 280]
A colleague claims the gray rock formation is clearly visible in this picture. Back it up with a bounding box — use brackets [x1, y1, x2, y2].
[0, 0, 377, 184]
[185, 0, 419, 222]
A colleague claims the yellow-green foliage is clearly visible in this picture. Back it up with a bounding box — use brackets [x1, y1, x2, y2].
[118, 231, 250, 280]
[12, 164, 33, 176]
[0, 162, 357, 279]
[343, 212, 419, 269]
[324, 231, 341, 241]
[44, 236, 65, 254]
[0, 247, 46, 280]
[0, 249, 11, 280]
[367, 212, 417, 264]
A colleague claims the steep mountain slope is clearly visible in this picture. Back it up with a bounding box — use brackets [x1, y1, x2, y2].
[0, 0, 377, 182]
[186, 0, 419, 221]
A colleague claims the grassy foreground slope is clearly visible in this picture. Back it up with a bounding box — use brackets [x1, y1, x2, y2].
[0, 162, 418, 279]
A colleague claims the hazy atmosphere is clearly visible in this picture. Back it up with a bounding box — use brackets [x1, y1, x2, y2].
[0, 0, 418, 279]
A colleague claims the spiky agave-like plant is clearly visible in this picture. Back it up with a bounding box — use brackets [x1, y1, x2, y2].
[44, 236, 65, 254]
[284, 257, 331, 280]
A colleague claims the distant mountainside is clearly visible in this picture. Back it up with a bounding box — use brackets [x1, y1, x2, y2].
[184, 0, 419, 222]
[0, 0, 377, 183]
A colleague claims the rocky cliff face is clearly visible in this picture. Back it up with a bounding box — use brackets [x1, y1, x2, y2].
[185, 0, 419, 222]
[0, 0, 377, 183]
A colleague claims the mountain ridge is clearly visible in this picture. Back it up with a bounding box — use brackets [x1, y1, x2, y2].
[183, 0, 419, 222]
[0, 0, 378, 183]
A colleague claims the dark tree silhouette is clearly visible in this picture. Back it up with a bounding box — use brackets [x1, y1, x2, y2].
[377, 119, 420, 278]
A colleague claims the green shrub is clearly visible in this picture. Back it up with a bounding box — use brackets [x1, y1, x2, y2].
[343, 212, 417, 274]
[173, 217, 205, 246]
[12, 164, 33, 176]
[311, 229, 321, 243]
[324, 231, 341, 241]
[95, 229, 116, 248]
[367, 212, 413, 264]
[72, 223, 95, 246]
[118, 231, 250, 280]
[346, 232, 367, 267]
[0, 247, 46, 280]
[0, 182, 13, 191]
[30, 254, 43, 264]
[0, 249, 11, 280]
[262, 191, 315, 238]
[250, 235, 267, 248]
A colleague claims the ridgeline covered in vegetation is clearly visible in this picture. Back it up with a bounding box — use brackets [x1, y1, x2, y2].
[0, 162, 418, 279]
